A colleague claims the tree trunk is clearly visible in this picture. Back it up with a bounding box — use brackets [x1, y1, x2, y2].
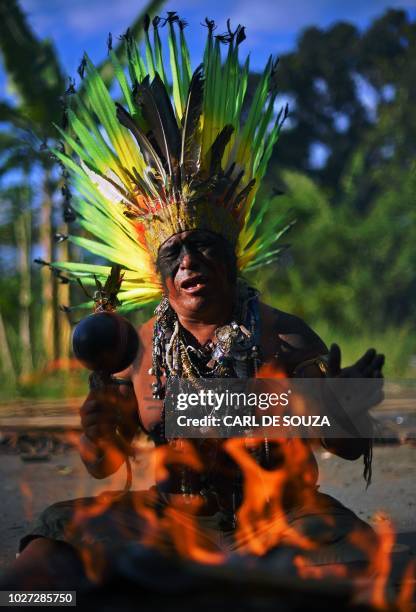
[15, 208, 33, 379]
[56, 226, 71, 369]
[39, 170, 55, 365]
[0, 310, 17, 388]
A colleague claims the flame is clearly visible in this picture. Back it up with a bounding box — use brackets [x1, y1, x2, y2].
[294, 555, 348, 579]
[18, 359, 84, 385]
[370, 514, 395, 609]
[19, 481, 34, 521]
[256, 362, 286, 379]
[78, 542, 107, 584]
[140, 441, 225, 565]
[347, 512, 416, 611]
[150, 438, 203, 484]
[62, 436, 225, 575]
[254, 359, 313, 440]
[137, 492, 226, 565]
[224, 437, 319, 556]
[396, 559, 415, 611]
[11, 381, 413, 607]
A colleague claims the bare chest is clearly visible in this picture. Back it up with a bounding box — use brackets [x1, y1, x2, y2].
[131, 326, 283, 435]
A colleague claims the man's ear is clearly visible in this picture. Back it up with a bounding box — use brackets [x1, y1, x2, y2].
[156, 257, 168, 284]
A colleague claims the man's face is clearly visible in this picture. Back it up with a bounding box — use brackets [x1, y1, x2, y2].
[156, 230, 236, 319]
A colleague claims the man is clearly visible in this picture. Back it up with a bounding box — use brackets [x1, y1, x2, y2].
[4, 14, 383, 587]
[5, 228, 382, 588]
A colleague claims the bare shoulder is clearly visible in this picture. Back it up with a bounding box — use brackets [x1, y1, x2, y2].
[260, 302, 327, 350]
[259, 302, 328, 371]
[136, 315, 156, 344]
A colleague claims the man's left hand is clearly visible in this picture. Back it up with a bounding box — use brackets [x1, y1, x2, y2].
[326, 343, 385, 418]
[328, 343, 385, 379]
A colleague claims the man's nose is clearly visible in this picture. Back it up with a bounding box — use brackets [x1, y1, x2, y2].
[178, 245, 198, 269]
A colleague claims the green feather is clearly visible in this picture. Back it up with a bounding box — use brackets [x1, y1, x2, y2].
[153, 21, 168, 86]
[167, 19, 184, 118]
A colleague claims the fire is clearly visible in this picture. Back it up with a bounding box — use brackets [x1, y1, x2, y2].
[350, 512, 415, 611]
[294, 555, 348, 579]
[43, 358, 83, 373]
[19, 481, 34, 522]
[369, 513, 395, 609]
[224, 437, 319, 556]
[78, 542, 107, 584]
[139, 493, 226, 566]
[11, 377, 414, 608]
[150, 438, 203, 484]
[140, 440, 225, 565]
[396, 560, 415, 611]
[254, 359, 312, 438]
[136, 440, 224, 564]
[256, 362, 286, 379]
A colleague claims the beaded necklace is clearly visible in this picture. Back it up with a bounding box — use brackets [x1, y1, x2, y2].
[149, 281, 263, 510]
[150, 280, 261, 400]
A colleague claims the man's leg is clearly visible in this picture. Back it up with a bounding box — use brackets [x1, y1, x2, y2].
[1, 537, 87, 590]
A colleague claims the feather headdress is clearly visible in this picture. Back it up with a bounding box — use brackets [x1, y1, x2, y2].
[52, 14, 291, 312]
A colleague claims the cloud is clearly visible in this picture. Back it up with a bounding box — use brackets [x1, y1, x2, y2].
[228, 0, 323, 33]
[228, 0, 416, 35]
[21, 0, 198, 38]
[17, 0, 416, 77]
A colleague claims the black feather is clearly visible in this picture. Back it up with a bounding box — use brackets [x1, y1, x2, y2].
[208, 124, 234, 176]
[180, 64, 204, 180]
[233, 178, 256, 213]
[131, 167, 155, 202]
[115, 103, 167, 192]
[107, 32, 113, 54]
[203, 18, 216, 34]
[236, 25, 246, 46]
[77, 55, 87, 80]
[150, 74, 181, 162]
[224, 162, 236, 178]
[134, 75, 180, 180]
[224, 169, 244, 206]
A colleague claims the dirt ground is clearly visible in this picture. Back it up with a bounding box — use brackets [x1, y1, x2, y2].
[0, 442, 415, 576]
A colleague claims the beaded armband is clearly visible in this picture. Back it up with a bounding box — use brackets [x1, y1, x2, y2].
[110, 377, 134, 387]
[291, 355, 329, 377]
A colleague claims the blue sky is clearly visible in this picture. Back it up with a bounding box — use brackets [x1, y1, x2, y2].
[1, 0, 416, 95]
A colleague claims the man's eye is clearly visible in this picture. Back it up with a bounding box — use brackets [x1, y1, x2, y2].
[191, 240, 214, 250]
[160, 247, 180, 259]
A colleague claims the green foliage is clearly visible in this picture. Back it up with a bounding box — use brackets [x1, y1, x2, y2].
[0, 369, 90, 402]
[0, 0, 166, 398]
[252, 160, 415, 376]
[273, 9, 416, 195]
[246, 8, 416, 377]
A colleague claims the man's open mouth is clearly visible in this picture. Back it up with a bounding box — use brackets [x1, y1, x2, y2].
[180, 275, 208, 293]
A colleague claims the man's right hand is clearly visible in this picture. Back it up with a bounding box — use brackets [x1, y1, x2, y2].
[79, 381, 139, 478]
[80, 387, 121, 444]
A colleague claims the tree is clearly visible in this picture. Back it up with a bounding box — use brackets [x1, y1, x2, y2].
[0, 0, 164, 385]
[272, 9, 415, 199]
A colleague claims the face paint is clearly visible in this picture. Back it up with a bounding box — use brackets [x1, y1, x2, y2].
[157, 230, 236, 282]
[156, 230, 237, 319]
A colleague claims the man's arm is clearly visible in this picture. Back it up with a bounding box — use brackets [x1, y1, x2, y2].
[269, 310, 372, 462]
[294, 345, 382, 475]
